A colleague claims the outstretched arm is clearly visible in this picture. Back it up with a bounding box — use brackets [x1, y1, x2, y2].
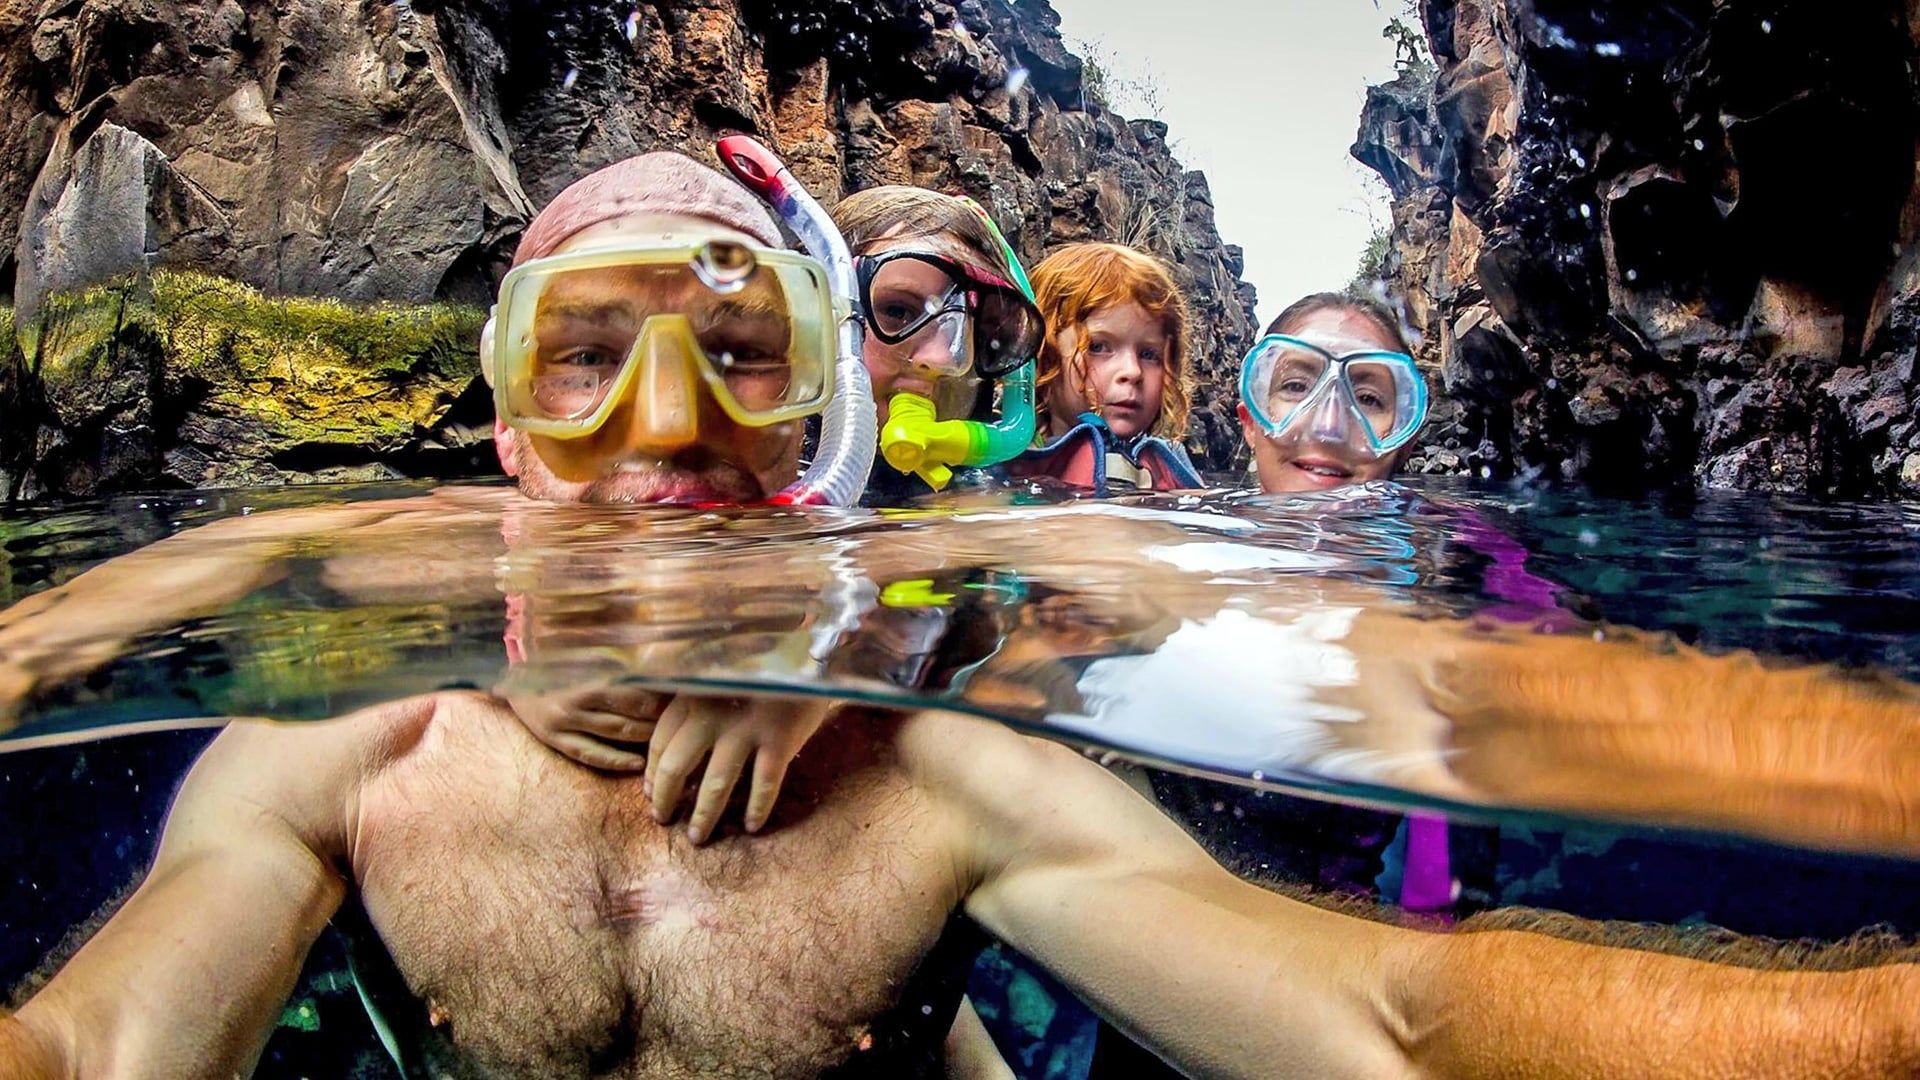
[906, 711, 1919, 1080]
[1328, 611, 1920, 854]
[0, 502, 422, 727]
[0, 698, 430, 1076]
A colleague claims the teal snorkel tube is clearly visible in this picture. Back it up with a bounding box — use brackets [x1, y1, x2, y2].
[878, 199, 1037, 491]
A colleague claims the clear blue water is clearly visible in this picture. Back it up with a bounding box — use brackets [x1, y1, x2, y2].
[3, 476, 1918, 1077]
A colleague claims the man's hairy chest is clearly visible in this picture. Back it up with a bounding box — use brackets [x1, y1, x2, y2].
[351, 701, 962, 1079]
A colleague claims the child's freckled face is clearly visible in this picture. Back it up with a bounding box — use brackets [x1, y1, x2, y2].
[1046, 302, 1170, 440]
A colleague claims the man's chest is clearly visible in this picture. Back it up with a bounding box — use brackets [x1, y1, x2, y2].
[351, 717, 961, 1078]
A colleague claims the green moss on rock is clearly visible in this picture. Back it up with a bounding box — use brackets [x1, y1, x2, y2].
[6, 270, 489, 496]
[152, 270, 485, 449]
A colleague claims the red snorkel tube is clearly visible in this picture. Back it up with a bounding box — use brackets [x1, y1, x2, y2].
[717, 136, 875, 508]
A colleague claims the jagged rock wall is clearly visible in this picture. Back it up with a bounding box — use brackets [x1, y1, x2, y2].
[1354, 0, 1920, 496]
[0, 0, 1257, 500]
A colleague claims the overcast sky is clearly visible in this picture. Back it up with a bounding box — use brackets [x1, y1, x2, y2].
[1045, 0, 1406, 329]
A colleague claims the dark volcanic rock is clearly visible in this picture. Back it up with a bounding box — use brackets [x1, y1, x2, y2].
[0, 0, 1257, 499]
[1353, 0, 1920, 496]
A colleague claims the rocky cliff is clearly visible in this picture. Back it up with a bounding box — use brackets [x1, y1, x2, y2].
[1354, 0, 1920, 496]
[0, 0, 1257, 500]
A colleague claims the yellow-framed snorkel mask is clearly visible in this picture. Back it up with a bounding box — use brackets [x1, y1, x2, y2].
[481, 239, 841, 438]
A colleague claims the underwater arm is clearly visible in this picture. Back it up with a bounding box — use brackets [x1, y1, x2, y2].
[915, 712, 1417, 1079]
[1340, 613, 1920, 853]
[0, 700, 427, 1076]
[1398, 926, 1920, 1078]
[0, 501, 424, 727]
[919, 711, 1919, 1079]
[944, 997, 1016, 1080]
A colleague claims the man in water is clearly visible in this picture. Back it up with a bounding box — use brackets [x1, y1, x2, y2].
[3, 152, 1920, 1078]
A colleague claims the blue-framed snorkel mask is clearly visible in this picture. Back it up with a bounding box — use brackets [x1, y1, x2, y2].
[1239, 333, 1428, 461]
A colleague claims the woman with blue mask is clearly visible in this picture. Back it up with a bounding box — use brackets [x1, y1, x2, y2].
[1240, 292, 1427, 493]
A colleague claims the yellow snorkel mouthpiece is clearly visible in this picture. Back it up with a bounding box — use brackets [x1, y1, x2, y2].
[881, 392, 989, 491]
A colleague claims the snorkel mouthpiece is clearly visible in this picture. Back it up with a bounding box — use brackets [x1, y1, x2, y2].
[874, 198, 1037, 491]
[881, 392, 989, 489]
[717, 135, 875, 507]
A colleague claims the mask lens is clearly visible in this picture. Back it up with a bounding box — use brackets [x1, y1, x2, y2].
[1257, 341, 1331, 422]
[1344, 358, 1415, 443]
[926, 308, 975, 376]
[868, 256, 964, 340]
[503, 253, 832, 430]
[519, 262, 685, 423]
[694, 303, 798, 412]
[973, 288, 1042, 378]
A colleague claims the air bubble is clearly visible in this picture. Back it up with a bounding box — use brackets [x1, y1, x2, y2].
[1250, 770, 1265, 782]
[1760, 18, 1773, 32]
[1578, 203, 1592, 219]
[1625, 268, 1639, 282]
[625, 10, 644, 42]
[1692, 139, 1706, 151]
[1005, 66, 1030, 96]
[1594, 42, 1623, 57]
[1479, 466, 1493, 479]
[562, 67, 579, 91]
[1578, 528, 1600, 546]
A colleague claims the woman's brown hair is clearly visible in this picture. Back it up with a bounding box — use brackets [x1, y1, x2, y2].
[830, 186, 1017, 282]
[1264, 292, 1414, 354]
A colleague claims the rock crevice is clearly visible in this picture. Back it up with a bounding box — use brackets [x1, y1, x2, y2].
[1354, 0, 1920, 495]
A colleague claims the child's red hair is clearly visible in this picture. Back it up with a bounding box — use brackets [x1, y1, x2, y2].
[1030, 242, 1192, 439]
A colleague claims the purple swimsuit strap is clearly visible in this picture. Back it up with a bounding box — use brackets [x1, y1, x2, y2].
[1399, 812, 1455, 918]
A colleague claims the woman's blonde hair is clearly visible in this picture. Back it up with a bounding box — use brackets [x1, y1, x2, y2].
[830, 186, 1017, 282]
[1030, 242, 1192, 439]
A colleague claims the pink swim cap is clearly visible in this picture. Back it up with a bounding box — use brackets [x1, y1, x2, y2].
[513, 151, 783, 267]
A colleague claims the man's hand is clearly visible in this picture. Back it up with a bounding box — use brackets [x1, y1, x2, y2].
[645, 695, 832, 843]
[505, 683, 669, 772]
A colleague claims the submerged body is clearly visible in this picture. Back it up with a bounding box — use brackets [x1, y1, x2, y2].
[354, 696, 959, 1078]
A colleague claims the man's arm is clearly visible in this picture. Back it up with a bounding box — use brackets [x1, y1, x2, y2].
[1329, 611, 1920, 854]
[1401, 925, 1918, 1078]
[909, 712, 1417, 1079]
[0, 698, 432, 1076]
[0, 499, 452, 729]
[906, 712, 1919, 1080]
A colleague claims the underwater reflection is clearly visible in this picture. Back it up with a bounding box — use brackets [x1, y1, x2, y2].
[7, 485, 1920, 1075]
[2, 484, 1919, 863]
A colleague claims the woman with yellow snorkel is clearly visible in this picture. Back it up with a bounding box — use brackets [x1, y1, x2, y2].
[830, 187, 1046, 504]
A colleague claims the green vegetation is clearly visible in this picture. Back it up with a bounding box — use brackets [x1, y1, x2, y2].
[1345, 226, 1393, 297]
[1069, 36, 1169, 121]
[152, 271, 484, 383]
[1384, 2, 1436, 79]
[14, 270, 484, 454]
